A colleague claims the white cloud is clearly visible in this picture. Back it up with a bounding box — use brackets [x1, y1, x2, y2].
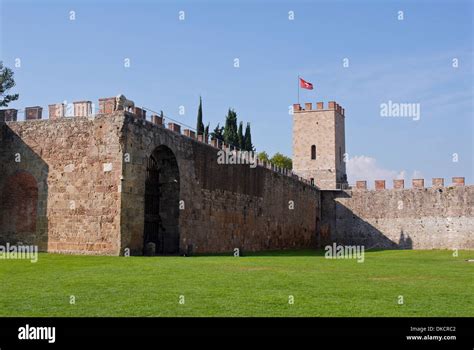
[346, 155, 422, 188]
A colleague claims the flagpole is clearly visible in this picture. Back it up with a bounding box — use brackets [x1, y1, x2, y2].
[297, 75, 300, 104]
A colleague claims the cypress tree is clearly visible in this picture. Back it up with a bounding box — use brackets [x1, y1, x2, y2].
[244, 122, 253, 151]
[196, 96, 204, 135]
[237, 121, 244, 149]
[211, 123, 223, 140]
[223, 109, 238, 147]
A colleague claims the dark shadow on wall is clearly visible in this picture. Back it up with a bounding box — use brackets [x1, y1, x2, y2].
[320, 190, 413, 250]
[0, 123, 49, 251]
[398, 230, 413, 249]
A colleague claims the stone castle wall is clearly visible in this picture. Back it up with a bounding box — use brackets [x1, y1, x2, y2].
[119, 113, 320, 255]
[0, 110, 320, 255]
[0, 115, 124, 255]
[1, 99, 472, 254]
[321, 182, 473, 249]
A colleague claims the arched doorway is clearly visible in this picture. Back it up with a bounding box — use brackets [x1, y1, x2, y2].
[143, 145, 180, 255]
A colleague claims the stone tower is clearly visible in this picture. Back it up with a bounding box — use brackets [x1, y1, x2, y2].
[292, 101, 347, 190]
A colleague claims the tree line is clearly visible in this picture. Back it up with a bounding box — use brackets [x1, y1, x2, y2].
[196, 97, 254, 152]
[256, 151, 292, 171]
[195, 97, 292, 170]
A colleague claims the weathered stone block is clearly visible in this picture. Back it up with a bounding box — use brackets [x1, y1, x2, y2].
[183, 129, 196, 139]
[412, 179, 424, 189]
[151, 114, 163, 125]
[49, 103, 65, 119]
[393, 179, 404, 189]
[73, 101, 92, 117]
[168, 123, 181, 133]
[0, 109, 18, 121]
[25, 106, 43, 120]
[375, 180, 385, 190]
[432, 178, 444, 187]
[99, 97, 116, 114]
[452, 177, 465, 186]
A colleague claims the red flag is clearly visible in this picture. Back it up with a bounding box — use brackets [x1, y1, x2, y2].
[299, 77, 314, 90]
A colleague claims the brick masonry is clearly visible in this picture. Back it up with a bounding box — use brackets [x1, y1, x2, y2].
[294, 100, 473, 250]
[0, 115, 123, 254]
[292, 101, 347, 190]
[0, 111, 319, 255]
[0, 99, 472, 254]
[321, 186, 473, 249]
[119, 113, 320, 254]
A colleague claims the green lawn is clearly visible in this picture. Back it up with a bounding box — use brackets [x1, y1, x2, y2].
[0, 249, 472, 317]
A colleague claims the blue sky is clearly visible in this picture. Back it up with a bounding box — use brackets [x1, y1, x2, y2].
[1, 0, 473, 186]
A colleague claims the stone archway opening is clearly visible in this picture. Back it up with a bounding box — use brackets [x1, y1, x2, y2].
[143, 145, 180, 255]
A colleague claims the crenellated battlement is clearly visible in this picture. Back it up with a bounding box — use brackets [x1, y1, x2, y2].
[0, 99, 320, 255]
[292, 100, 347, 190]
[1, 94, 472, 253]
[354, 177, 466, 190]
[0, 95, 316, 189]
[1, 97, 469, 192]
[293, 101, 345, 116]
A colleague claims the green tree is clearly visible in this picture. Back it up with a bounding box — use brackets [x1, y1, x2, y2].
[211, 123, 224, 140]
[243, 122, 253, 151]
[196, 96, 204, 135]
[237, 121, 244, 149]
[0, 62, 19, 107]
[223, 108, 238, 146]
[204, 123, 209, 139]
[257, 151, 269, 163]
[270, 152, 292, 170]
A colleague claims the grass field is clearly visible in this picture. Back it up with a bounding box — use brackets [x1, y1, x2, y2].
[0, 249, 472, 317]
